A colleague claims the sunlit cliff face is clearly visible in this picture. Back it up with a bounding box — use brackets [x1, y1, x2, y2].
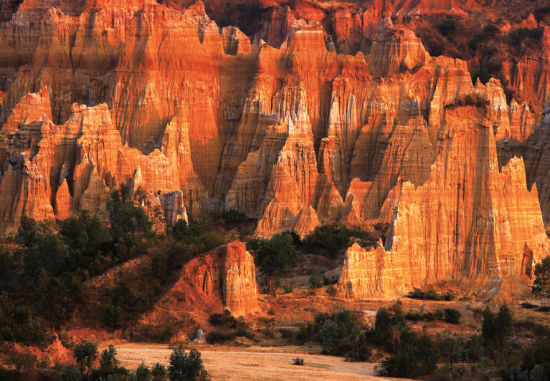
[0, 0, 550, 293]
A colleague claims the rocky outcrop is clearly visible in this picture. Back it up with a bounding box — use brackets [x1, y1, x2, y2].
[338, 242, 388, 298]
[140, 241, 259, 325]
[338, 104, 550, 298]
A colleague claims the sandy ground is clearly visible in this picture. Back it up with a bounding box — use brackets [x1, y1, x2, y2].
[113, 343, 410, 381]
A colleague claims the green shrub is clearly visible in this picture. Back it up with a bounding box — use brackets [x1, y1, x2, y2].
[300, 226, 352, 258]
[309, 271, 323, 289]
[104, 305, 124, 330]
[373, 304, 406, 351]
[319, 309, 371, 361]
[437, 19, 458, 38]
[407, 288, 454, 301]
[169, 349, 209, 381]
[220, 209, 251, 225]
[209, 310, 249, 331]
[135, 362, 151, 381]
[206, 311, 252, 343]
[533, 256, 550, 298]
[152, 363, 167, 381]
[482, 305, 513, 351]
[73, 341, 98, 374]
[379, 330, 437, 378]
[443, 308, 461, 324]
[292, 358, 304, 366]
[251, 233, 298, 295]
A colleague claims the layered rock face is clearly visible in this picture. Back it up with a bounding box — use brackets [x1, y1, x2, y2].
[339, 105, 549, 298]
[140, 241, 259, 324]
[0, 0, 549, 293]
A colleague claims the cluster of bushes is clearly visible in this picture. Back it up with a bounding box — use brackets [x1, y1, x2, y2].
[318, 310, 371, 361]
[405, 307, 461, 324]
[406, 287, 455, 301]
[296, 304, 435, 366]
[496, 314, 550, 380]
[206, 310, 253, 344]
[291, 302, 536, 379]
[500, 336, 550, 381]
[53, 341, 209, 381]
[218, 209, 253, 226]
[300, 224, 388, 258]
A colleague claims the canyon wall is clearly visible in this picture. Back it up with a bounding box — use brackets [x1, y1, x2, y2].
[0, 0, 549, 293]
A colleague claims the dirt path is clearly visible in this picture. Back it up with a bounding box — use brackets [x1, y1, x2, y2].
[113, 343, 409, 380]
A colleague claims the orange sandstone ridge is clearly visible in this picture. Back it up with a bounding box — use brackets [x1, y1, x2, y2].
[139, 241, 259, 326]
[0, 0, 550, 297]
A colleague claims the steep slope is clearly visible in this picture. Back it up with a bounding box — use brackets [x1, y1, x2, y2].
[139, 241, 259, 330]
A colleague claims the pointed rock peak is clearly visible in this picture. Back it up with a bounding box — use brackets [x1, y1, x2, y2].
[348, 242, 363, 252]
[55, 178, 71, 220]
[293, 205, 320, 238]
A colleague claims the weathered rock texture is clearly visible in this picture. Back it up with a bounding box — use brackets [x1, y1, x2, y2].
[0, 0, 549, 293]
[141, 241, 259, 325]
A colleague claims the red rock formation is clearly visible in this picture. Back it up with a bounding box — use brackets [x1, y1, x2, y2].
[0, 0, 549, 293]
[338, 104, 550, 298]
[140, 241, 259, 327]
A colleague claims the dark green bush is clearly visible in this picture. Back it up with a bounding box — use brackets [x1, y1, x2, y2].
[0, 367, 22, 381]
[104, 305, 124, 330]
[206, 310, 252, 343]
[482, 305, 513, 351]
[533, 256, 550, 298]
[407, 288, 454, 301]
[437, 19, 458, 38]
[169, 349, 209, 381]
[292, 358, 304, 366]
[300, 226, 353, 258]
[443, 308, 461, 324]
[379, 330, 437, 378]
[209, 310, 249, 331]
[250, 233, 298, 294]
[73, 341, 98, 374]
[220, 209, 251, 225]
[309, 271, 323, 289]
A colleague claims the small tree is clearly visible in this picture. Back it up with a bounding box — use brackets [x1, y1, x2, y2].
[73, 341, 98, 374]
[136, 362, 151, 381]
[495, 305, 513, 343]
[482, 306, 512, 351]
[533, 256, 550, 298]
[169, 349, 209, 381]
[320, 319, 339, 354]
[152, 363, 168, 381]
[99, 345, 119, 375]
[481, 307, 496, 347]
[253, 234, 298, 295]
